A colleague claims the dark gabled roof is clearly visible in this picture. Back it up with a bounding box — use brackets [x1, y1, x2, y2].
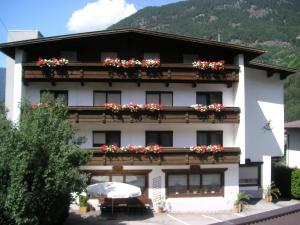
[285, 120, 300, 128]
[247, 61, 297, 76]
[0, 28, 265, 59]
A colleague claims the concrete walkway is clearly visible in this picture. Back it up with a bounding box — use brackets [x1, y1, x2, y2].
[64, 199, 300, 225]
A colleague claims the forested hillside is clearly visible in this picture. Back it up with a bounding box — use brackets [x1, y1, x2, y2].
[110, 0, 300, 121]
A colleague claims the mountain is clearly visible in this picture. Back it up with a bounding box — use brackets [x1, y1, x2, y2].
[110, 0, 300, 121]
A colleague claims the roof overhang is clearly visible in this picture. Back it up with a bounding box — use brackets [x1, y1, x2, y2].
[0, 28, 265, 61]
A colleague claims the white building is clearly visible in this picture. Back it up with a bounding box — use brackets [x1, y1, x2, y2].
[0, 29, 296, 212]
[285, 120, 300, 168]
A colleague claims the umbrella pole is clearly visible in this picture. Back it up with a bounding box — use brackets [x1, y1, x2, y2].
[112, 198, 114, 216]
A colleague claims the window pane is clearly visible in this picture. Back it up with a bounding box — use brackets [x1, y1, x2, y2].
[210, 132, 222, 145]
[106, 132, 120, 146]
[146, 93, 159, 104]
[146, 132, 159, 145]
[144, 52, 160, 59]
[93, 132, 105, 147]
[189, 174, 201, 194]
[125, 175, 145, 193]
[107, 92, 121, 104]
[160, 132, 173, 147]
[112, 175, 123, 183]
[183, 54, 198, 64]
[101, 52, 117, 61]
[202, 174, 221, 194]
[91, 176, 109, 184]
[168, 175, 187, 195]
[197, 132, 208, 145]
[161, 93, 173, 106]
[196, 93, 207, 105]
[239, 166, 259, 186]
[209, 93, 222, 104]
[94, 92, 106, 106]
[56, 92, 68, 105]
[61, 51, 77, 61]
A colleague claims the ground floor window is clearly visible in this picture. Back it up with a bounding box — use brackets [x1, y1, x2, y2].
[239, 164, 261, 186]
[90, 174, 147, 194]
[165, 170, 224, 197]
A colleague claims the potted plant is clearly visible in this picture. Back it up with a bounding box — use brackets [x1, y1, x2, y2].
[263, 181, 281, 202]
[234, 192, 250, 213]
[156, 196, 166, 213]
[79, 195, 88, 214]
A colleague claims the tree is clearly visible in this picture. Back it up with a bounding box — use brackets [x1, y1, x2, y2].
[0, 96, 89, 225]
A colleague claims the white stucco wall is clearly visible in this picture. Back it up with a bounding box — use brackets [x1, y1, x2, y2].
[233, 54, 246, 164]
[76, 123, 235, 148]
[244, 67, 284, 161]
[5, 30, 41, 121]
[286, 149, 300, 168]
[24, 82, 235, 107]
[81, 164, 239, 212]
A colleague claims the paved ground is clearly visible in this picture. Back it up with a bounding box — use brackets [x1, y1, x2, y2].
[64, 199, 300, 225]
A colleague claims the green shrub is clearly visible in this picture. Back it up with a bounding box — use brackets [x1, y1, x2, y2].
[272, 165, 292, 198]
[79, 195, 88, 207]
[0, 95, 90, 225]
[291, 169, 300, 199]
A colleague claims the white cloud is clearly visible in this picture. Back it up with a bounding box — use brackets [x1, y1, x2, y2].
[67, 0, 137, 32]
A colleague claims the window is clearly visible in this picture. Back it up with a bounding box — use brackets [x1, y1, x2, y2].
[40, 90, 68, 105]
[93, 91, 121, 105]
[165, 171, 224, 197]
[183, 54, 198, 64]
[239, 165, 261, 186]
[146, 92, 173, 106]
[93, 131, 121, 147]
[90, 174, 147, 194]
[144, 52, 160, 59]
[197, 131, 223, 145]
[146, 131, 173, 147]
[101, 52, 117, 61]
[196, 92, 222, 105]
[61, 51, 77, 61]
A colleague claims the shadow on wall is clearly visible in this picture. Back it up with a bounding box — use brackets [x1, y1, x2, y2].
[244, 68, 284, 161]
[0, 68, 5, 102]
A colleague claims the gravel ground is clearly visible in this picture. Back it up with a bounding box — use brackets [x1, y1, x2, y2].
[64, 199, 300, 225]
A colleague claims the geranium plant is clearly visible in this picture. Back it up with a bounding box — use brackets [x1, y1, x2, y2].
[144, 103, 162, 112]
[190, 103, 224, 112]
[104, 103, 122, 113]
[102, 58, 160, 68]
[192, 60, 225, 70]
[101, 144, 162, 154]
[36, 57, 69, 67]
[104, 103, 162, 113]
[122, 103, 144, 113]
[141, 59, 160, 68]
[101, 144, 121, 153]
[190, 144, 224, 154]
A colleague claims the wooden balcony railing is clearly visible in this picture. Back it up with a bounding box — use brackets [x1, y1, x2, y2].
[84, 147, 241, 165]
[68, 106, 240, 123]
[22, 63, 239, 86]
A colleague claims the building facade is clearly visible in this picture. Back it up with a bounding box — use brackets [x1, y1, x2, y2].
[0, 29, 295, 212]
[285, 120, 300, 168]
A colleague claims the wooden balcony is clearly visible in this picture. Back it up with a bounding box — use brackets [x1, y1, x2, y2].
[68, 106, 240, 124]
[22, 63, 239, 86]
[84, 147, 241, 165]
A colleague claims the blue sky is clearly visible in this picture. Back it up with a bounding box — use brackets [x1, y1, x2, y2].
[0, 0, 183, 67]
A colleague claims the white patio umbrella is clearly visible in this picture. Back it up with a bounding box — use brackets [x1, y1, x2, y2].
[87, 182, 142, 215]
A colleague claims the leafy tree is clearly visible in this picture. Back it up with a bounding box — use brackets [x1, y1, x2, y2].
[0, 96, 89, 225]
[291, 169, 300, 199]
